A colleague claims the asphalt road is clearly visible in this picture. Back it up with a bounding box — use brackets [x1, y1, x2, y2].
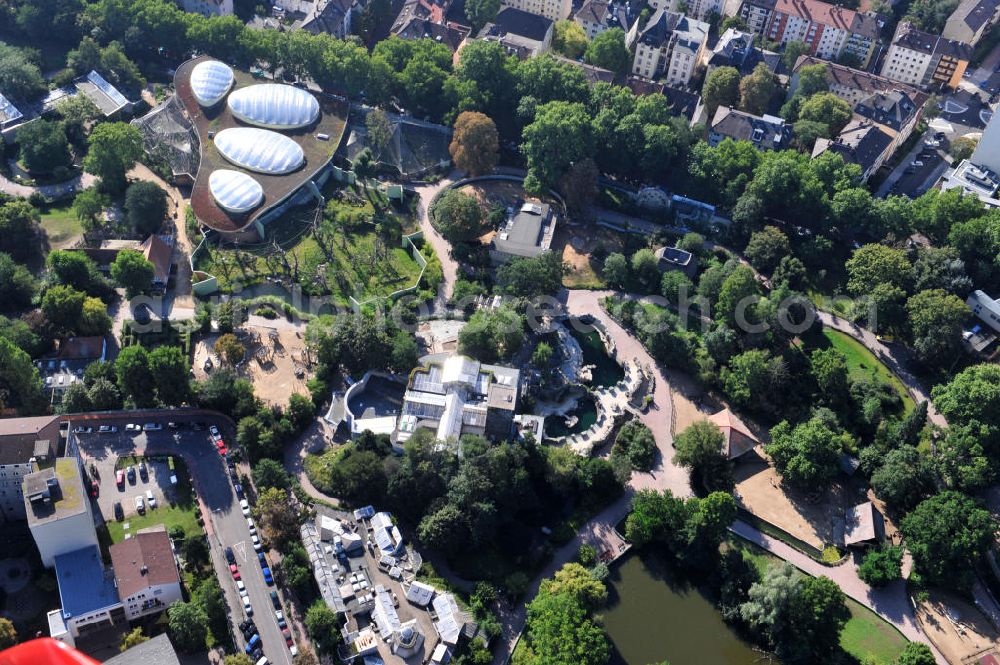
[71, 412, 292, 665]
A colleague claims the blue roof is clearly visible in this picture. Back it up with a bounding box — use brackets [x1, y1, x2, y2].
[55, 546, 119, 618]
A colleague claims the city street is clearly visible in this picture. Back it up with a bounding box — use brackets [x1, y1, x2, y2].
[70, 412, 293, 665]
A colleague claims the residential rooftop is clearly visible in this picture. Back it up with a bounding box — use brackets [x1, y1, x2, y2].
[24, 457, 85, 525]
[109, 530, 181, 600]
[54, 546, 119, 619]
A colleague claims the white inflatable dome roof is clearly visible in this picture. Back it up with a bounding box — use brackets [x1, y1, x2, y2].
[227, 84, 319, 129]
[214, 127, 305, 175]
[190, 60, 234, 107]
[209, 169, 263, 213]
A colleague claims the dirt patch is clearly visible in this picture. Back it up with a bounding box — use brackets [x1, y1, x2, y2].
[192, 324, 312, 405]
[553, 224, 629, 289]
[916, 590, 1000, 664]
[734, 450, 846, 551]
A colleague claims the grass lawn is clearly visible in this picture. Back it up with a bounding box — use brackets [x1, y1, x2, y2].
[106, 457, 202, 544]
[821, 329, 915, 414]
[202, 195, 423, 304]
[39, 203, 83, 250]
[840, 598, 909, 665]
[728, 536, 911, 664]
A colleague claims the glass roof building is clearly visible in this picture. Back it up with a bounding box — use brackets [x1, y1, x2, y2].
[214, 127, 305, 174]
[189, 60, 234, 107]
[208, 169, 264, 213]
[227, 84, 320, 129]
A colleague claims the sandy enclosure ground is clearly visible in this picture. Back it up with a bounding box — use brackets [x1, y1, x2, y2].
[916, 590, 1000, 665]
[192, 326, 311, 405]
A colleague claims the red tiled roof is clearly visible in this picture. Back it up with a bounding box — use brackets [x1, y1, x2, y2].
[140, 235, 173, 286]
[708, 409, 759, 459]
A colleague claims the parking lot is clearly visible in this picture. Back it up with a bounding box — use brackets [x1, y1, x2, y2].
[70, 412, 295, 665]
[879, 130, 951, 199]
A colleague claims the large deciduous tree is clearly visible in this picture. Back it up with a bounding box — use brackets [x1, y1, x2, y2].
[901, 491, 996, 587]
[702, 66, 741, 119]
[449, 111, 499, 176]
[124, 181, 168, 236]
[766, 416, 852, 489]
[522, 101, 594, 194]
[431, 189, 483, 241]
[584, 28, 630, 75]
[84, 122, 143, 194]
[110, 249, 153, 298]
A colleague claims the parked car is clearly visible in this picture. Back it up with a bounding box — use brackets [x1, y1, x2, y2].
[258, 552, 267, 568]
[126, 466, 136, 483]
[209, 425, 221, 440]
[270, 591, 280, 609]
[911, 160, 924, 167]
[134, 496, 145, 514]
[116, 470, 125, 488]
[282, 628, 292, 646]
[113, 502, 124, 521]
[237, 580, 248, 598]
[252, 534, 262, 551]
[240, 499, 251, 517]
[230, 563, 241, 580]
[89, 480, 99, 498]
[74, 426, 93, 434]
[234, 483, 244, 498]
[225, 547, 236, 565]
[244, 634, 260, 654]
[242, 597, 253, 616]
[138, 462, 147, 480]
[145, 490, 156, 509]
[247, 518, 256, 534]
[263, 567, 273, 585]
[98, 425, 117, 433]
[125, 423, 141, 432]
[143, 423, 162, 431]
[167, 422, 181, 430]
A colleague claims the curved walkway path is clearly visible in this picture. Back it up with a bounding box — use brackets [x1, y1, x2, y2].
[0, 169, 95, 198]
[413, 173, 461, 304]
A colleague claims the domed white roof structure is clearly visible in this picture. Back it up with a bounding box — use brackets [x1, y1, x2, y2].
[214, 127, 305, 175]
[190, 60, 234, 107]
[209, 169, 263, 213]
[227, 84, 320, 129]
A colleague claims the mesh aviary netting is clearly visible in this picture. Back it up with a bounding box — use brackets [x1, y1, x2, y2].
[345, 113, 451, 178]
[132, 97, 200, 179]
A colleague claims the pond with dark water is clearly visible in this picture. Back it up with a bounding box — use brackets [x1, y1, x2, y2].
[604, 550, 767, 665]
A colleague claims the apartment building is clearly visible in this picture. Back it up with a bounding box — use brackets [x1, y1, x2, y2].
[739, 0, 776, 34]
[943, 0, 1000, 46]
[479, 7, 554, 58]
[501, 0, 572, 22]
[179, 0, 233, 15]
[626, 8, 708, 85]
[574, 0, 640, 38]
[298, 0, 357, 39]
[771, 0, 880, 66]
[0, 415, 58, 521]
[654, 0, 725, 21]
[880, 22, 971, 89]
[741, 0, 881, 67]
[708, 107, 792, 149]
[25, 458, 99, 568]
[705, 27, 781, 76]
[813, 120, 895, 181]
[109, 531, 183, 621]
